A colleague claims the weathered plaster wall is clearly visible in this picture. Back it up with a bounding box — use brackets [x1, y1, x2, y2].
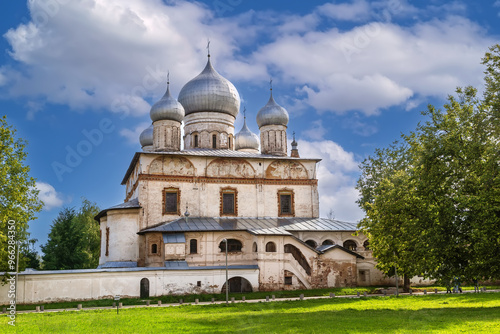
[0, 268, 259, 305]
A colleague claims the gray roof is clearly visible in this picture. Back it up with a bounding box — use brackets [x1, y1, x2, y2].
[5, 264, 258, 276]
[122, 150, 321, 185]
[95, 198, 141, 221]
[97, 261, 138, 269]
[139, 217, 358, 235]
[163, 233, 186, 244]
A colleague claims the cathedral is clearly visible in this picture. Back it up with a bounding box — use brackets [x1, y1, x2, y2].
[95, 52, 382, 294]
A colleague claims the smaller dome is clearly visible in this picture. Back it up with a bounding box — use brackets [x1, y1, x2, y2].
[235, 117, 259, 151]
[139, 124, 153, 147]
[150, 84, 185, 123]
[256, 91, 289, 128]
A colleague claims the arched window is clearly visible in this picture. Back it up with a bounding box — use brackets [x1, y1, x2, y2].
[363, 240, 370, 251]
[266, 242, 276, 252]
[305, 240, 317, 248]
[151, 243, 158, 254]
[212, 134, 217, 149]
[219, 239, 242, 252]
[322, 239, 334, 246]
[252, 242, 258, 252]
[343, 240, 357, 251]
[190, 239, 198, 254]
[194, 134, 199, 148]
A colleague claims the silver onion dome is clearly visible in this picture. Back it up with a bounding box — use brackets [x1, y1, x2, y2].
[256, 90, 289, 128]
[235, 117, 259, 151]
[139, 124, 153, 147]
[178, 57, 240, 117]
[150, 83, 185, 123]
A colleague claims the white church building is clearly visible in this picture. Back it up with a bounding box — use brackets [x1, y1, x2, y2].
[94, 52, 387, 296]
[1, 53, 396, 304]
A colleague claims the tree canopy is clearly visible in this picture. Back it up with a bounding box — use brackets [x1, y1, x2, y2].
[0, 115, 42, 272]
[42, 199, 100, 270]
[357, 45, 500, 284]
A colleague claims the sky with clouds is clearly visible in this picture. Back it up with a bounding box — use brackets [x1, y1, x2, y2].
[1, 0, 499, 251]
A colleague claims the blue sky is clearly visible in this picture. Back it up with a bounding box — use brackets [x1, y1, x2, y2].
[1, 0, 499, 251]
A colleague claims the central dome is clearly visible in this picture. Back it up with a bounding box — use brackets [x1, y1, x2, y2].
[178, 57, 240, 117]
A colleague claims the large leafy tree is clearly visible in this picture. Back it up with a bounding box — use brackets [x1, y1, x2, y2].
[0, 116, 42, 272]
[42, 199, 100, 270]
[357, 46, 500, 285]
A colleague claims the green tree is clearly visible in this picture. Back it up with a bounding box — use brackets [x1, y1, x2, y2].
[357, 46, 500, 284]
[41, 199, 100, 270]
[0, 115, 42, 273]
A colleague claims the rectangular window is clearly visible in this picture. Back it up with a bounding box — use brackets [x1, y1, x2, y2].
[284, 276, 293, 285]
[163, 188, 180, 215]
[165, 192, 177, 213]
[223, 193, 235, 214]
[105, 227, 110, 256]
[280, 195, 291, 214]
[212, 134, 217, 149]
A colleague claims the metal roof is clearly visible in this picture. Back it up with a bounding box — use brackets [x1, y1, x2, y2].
[140, 217, 358, 235]
[163, 233, 186, 244]
[97, 261, 138, 269]
[95, 198, 141, 221]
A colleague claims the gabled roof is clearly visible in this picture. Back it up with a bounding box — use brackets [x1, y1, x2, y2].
[94, 198, 141, 221]
[317, 244, 364, 259]
[138, 217, 358, 235]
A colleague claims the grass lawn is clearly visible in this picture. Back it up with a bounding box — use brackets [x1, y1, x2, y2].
[7, 285, 499, 312]
[3, 293, 500, 333]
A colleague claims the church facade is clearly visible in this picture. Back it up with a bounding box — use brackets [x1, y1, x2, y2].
[95, 53, 385, 294]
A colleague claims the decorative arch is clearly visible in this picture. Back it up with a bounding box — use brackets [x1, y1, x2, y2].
[322, 239, 334, 246]
[140, 278, 149, 299]
[219, 239, 243, 252]
[343, 240, 357, 251]
[221, 276, 253, 293]
[266, 242, 277, 252]
[148, 156, 195, 176]
[305, 240, 317, 249]
[206, 158, 255, 178]
[284, 244, 311, 275]
[266, 160, 308, 179]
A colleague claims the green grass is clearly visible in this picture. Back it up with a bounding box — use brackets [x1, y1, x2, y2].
[5, 286, 383, 311]
[6, 285, 499, 312]
[3, 292, 500, 333]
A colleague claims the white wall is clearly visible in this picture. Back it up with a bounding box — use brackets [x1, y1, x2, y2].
[0, 268, 259, 305]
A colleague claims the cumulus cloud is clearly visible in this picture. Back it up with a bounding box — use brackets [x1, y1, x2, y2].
[297, 139, 364, 223]
[36, 181, 67, 211]
[120, 121, 151, 144]
[1, 0, 495, 121]
[318, 0, 372, 22]
[302, 119, 327, 140]
[2, 0, 250, 118]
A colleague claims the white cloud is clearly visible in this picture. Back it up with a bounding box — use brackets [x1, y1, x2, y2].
[297, 139, 364, 222]
[36, 181, 67, 211]
[2, 0, 250, 117]
[318, 0, 372, 22]
[120, 121, 150, 144]
[302, 119, 327, 140]
[1, 1, 495, 120]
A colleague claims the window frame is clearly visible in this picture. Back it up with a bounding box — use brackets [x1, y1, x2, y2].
[219, 239, 243, 253]
[278, 189, 295, 217]
[266, 242, 277, 252]
[190, 239, 198, 254]
[212, 134, 217, 149]
[162, 187, 181, 216]
[220, 187, 238, 216]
